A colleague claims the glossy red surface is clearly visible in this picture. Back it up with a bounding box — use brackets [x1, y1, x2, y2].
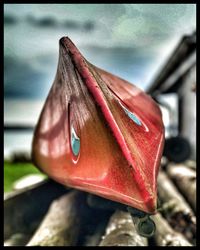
[32, 37, 164, 214]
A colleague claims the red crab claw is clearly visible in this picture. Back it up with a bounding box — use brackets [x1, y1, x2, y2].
[32, 37, 164, 214]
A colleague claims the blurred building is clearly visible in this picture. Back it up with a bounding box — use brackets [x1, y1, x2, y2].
[147, 31, 196, 161]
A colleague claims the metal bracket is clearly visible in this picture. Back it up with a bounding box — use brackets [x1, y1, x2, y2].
[127, 207, 156, 238]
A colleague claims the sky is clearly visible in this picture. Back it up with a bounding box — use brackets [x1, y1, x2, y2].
[4, 4, 196, 99]
[4, 4, 196, 156]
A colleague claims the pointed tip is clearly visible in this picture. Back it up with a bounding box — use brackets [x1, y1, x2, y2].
[59, 36, 75, 48]
[59, 36, 69, 44]
[145, 186, 158, 214]
[145, 197, 157, 214]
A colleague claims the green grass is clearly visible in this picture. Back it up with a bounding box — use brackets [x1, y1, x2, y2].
[4, 161, 47, 193]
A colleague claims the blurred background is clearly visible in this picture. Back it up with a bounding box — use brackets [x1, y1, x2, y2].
[4, 3, 196, 157]
[4, 3, 196, 247]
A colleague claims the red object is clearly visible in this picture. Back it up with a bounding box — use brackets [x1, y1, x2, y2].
[32, 37, 164, 214]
